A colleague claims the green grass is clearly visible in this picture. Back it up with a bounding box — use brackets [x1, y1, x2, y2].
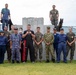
[0, 61, 76, 75]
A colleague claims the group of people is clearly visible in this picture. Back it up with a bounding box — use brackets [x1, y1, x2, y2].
[0, 4, 76, 64]
[0, 24, 75, 64]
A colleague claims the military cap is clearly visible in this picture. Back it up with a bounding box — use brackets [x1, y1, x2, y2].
[14, 27, 18, 30]
[47, 26, 50, 29]
[53, 28, 57, 30]
[60, 28, 64, 31]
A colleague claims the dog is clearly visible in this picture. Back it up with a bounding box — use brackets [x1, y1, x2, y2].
[56, 18, 63, 32]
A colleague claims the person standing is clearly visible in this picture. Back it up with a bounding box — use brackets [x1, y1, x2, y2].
[10, 27, 22, 63]
[22, 24, 35, 63]
[57, 28, 67, 63]
[66, 27, 75, 63]
[53, 28, 59, 61]
[1, 4, 10, 30]
[4, 26, 11, 62]
[34, 27, 43, 62]
[49, 5, 59, 27]
[19, 27, 23, 62]
[0, 30, 8, 64]
[44, 27, 55, 63]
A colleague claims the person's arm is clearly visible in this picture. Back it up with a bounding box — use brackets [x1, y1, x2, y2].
[1, 9, 3, 19]
[70, 34, 75, 45]
[10, 35, 12, 49]
[30, 31, 35, 39]
[19, 34, 22, 48]
[5, 37, 8, 44]
[8, 9, 11, 19]
[38, 34, 43, 45]
[49, 11, 52, 21]
[56, 10, 59, 19]
[50, 34, 54, 44]
[22, 31, 28, 38]
[43, 34, 48, 45]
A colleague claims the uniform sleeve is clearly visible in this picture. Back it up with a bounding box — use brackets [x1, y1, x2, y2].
[10, 34, 12, 41]
[41, 33, 43, 38]
[57, 35, 59, 42]
[66, 35, 68, 41]
[5, 37, 8, 44]
[23, 31, 26, 34]
[50, 10, 52, 15]
[50, 34, 54, 44]
[56, 10, 59, 15]
[19, 34, 22, 41]
[1, 9, 3, 14]
[73, 33, 75, 37]
[31, 31, 34, 34]
[8, 9, 10, 15]
[66, 33, 68, 41]
[43, 34, 46, 43]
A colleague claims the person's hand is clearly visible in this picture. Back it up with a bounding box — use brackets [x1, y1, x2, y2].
[37, 42, 40, 45]
[68, 43, 71, 46]
[26, 31, 29, 35]
[46, 42, 50, 45]
[29, 31, 32, 34]
[10, 46, 12, 49]
[19, 47, 21, 49]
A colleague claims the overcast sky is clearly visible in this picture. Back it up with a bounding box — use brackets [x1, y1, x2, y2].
[0, 0, 76, 26]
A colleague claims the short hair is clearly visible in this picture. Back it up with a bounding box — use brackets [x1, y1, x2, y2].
[37, 27, 40, 29]
[5, 3, 8, 5]
[52, 5, 56, 7]
[19, 27, 23, 30]
[27, 24, 31, 26]
[69, 27, 73, 30]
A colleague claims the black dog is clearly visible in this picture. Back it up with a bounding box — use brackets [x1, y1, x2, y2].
[56, 18, 63, 32]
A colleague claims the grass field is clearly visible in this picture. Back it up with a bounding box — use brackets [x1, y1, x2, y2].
[0, 61, 76, 75]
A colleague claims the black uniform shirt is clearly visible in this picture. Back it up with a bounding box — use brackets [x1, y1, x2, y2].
[23, 30, 34, 42]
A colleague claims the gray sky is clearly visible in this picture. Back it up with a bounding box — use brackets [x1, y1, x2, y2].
[0, 0, 76, 26]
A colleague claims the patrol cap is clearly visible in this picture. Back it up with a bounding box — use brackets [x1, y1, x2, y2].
[47, 26, 50, 29]
[0, 30, 4, 33]
[60, 28, 64, 31]
[53, 28, 57, 30]
[14, 27, 18, 30]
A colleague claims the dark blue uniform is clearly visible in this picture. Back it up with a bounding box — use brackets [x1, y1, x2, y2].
[53, 33, 59, 61]
[57, 34, 67, 63]
[0, 35, 8, 64]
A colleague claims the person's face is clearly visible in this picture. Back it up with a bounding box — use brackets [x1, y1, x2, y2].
[69, 28, 72, 32]
[60, 30, 64, 34]
[37, 28, 40, 32]
[1, 33, 4, 36]
[4, 27, 8, 31]
[47, 29, 50, 32]
[52, 5, 55, 10]
[11, 26, 14, 30]
[53, 30, 57, 33]
[27, 26, 31, 30]
[14, 30, 18, 34]
[5, 4, 8, 9]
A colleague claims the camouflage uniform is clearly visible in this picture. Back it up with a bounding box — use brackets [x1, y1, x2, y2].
[66, 32, 75, 60]
[9, 30, 14, 34]
[4, 31, 11, 62]
[50, 9, 59, 27]
[44, 32, 55, 61]
[34, 32, 43, 60]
